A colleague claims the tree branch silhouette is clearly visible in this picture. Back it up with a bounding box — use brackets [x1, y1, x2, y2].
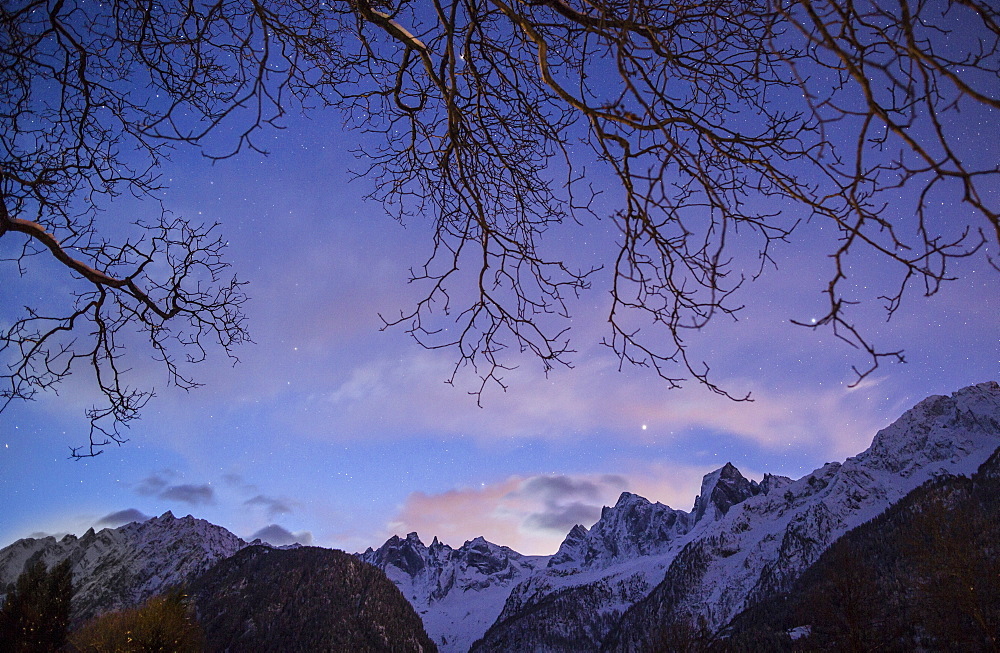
[3, 0, 998, 453]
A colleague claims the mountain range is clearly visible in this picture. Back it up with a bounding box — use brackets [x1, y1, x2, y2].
[2, 381, 999, 651]
[0, 510, 245, 625]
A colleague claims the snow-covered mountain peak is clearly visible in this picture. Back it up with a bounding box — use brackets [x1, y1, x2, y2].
[366, 532, 433, 576]
[611, 491, 647, 510]
[0, 513, 247, 625]
[692, 462, 758, 524]
[359, 532, 544, 653]
[858, 381, 1000, 477]
[460, 536, 519, 560]
[758, 472, 793, 495]
[548, 490, 693, 572]
[360, 531, 527, 586]
[599, 491, 661, 520]
[547, 523, 590, 568]
[600, 382, 1000, 651]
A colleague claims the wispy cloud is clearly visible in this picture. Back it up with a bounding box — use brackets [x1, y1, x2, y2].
[245, 495, 295, 519]
[523, 502, 603, 532]
[135, 471, 172, 497]
[274, 348, 892, 466]
[389, 472, 648, 555]
[160, 484, 214, 505]
[134, 471, 215, 506]
[222, 473, 258, 494]
[512, 474, 629, 534]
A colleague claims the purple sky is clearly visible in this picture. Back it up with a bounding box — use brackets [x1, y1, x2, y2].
[3, 57, 999, 555]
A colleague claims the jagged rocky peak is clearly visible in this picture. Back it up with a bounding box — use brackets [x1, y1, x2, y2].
[548, 524, 590, 567]
[609, 491, 646, 510]
[455, 536, 529, 567]
[137, 511, 198, 531]
[427, 535, 453, 562]
[860, 381, 1000, 475]
[548, 491, 694, 570]
[588, 492, 694, 563]
[0, 510, 248, 625]
[547, 525, 588, 568]
[466, 535, 489, 548]
[368, 531, 432, 576]
[459, 537, 514, 575]
[361, 531, 526, 581]
[758, 472, 793, 495]
[693, 462, 759, 524]
[598, 492, 690, 541]
[598, 491, 660, 521]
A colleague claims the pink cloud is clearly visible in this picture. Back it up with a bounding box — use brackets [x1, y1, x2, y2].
[385, 467, 716, 556]
[279, 348, 894, 465]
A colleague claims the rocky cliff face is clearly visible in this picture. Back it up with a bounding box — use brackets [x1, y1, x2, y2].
[548, 492, 692, 570]
[692, 463, 761, 524]
[0, 511, 247, 624]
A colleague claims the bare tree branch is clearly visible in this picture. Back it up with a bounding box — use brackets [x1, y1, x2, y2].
[3, 0, 998, 454]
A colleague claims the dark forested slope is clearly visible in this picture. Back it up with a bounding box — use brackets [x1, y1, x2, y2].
[720, 446, 1000, 652]
[190, 545, 437, 652]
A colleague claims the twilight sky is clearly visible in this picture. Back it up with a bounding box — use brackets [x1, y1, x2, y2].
[3, 66, 999, 555]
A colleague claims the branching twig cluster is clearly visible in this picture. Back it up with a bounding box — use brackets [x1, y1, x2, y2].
[2, 0, 998, 453]
[352, 0, 998, 397]
[0, 0, 353, 454]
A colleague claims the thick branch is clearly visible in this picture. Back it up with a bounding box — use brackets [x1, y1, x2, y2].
[2, 216, 126, 288]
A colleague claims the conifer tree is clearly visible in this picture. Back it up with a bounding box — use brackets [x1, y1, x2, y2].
[0, 558, 73, 652]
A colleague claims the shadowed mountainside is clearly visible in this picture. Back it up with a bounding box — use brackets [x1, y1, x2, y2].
[190, 545, 437, 652]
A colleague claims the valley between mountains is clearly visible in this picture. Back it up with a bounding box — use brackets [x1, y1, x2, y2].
[3, 381, 1000, 651]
